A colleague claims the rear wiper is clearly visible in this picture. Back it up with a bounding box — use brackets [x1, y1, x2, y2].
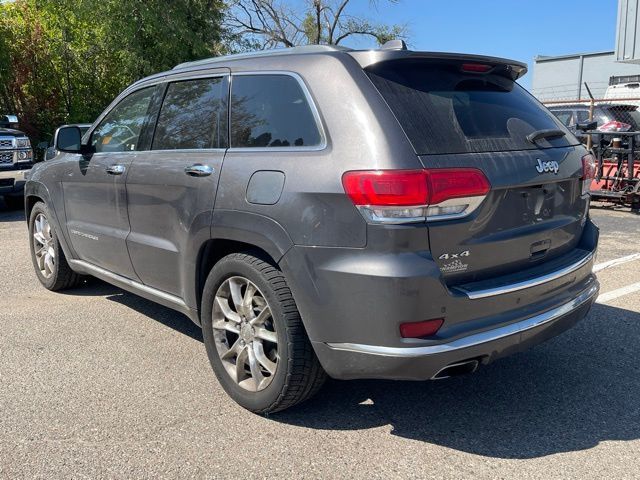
[526, 129, 566, 144]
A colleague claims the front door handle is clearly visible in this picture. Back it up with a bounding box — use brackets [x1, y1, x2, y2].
[106, 164, 126, 175]
[185, 164, 213, 177]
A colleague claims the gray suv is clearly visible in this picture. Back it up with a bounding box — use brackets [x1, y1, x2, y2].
[25, 44, 600, 413]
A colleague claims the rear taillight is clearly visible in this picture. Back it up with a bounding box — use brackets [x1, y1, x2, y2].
[581, 153, 596, 196]
[342, 168, 490, 224]
[400, 318, 444, 338]
[598, 120, 631, 132]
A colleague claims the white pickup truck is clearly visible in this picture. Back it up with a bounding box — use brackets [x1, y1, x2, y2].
[0, 115, 33, 209]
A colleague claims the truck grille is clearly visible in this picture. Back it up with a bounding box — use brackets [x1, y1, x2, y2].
[0, 152, 14, 165]
[0, 137, 14, 149]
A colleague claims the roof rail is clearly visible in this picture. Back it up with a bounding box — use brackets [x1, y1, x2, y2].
[173, 44, 352, 70]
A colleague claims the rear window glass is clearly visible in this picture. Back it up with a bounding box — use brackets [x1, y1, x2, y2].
[230, 75, 322, 148]
[367, 60, 578, 155]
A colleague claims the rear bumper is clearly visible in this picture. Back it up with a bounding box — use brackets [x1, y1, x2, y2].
[314, 280, 598, 380]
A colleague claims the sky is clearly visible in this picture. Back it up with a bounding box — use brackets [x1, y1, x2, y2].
[340, 0, 620, 89]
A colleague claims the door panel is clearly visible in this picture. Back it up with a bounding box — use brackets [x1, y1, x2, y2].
[62, 85, 158, 279]
[125, 72, 229, 298]
[63, 153, 139, 279]
[125, 151, 225, 296]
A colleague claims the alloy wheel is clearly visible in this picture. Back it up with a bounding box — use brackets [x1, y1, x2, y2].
[212, 276, 278, 392]
[32, 213, 55, 279]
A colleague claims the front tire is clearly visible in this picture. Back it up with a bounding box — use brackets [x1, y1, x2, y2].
[201, 252, 326, 414]
[28, 201, 81, 291]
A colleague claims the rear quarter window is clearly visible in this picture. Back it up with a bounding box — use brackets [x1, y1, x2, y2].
[230, 74, 322, 148]
[366, 60, 578, 155]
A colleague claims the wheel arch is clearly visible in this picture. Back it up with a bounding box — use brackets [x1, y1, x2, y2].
[24, 181, 75, 262]
[189, 210, 294, 324]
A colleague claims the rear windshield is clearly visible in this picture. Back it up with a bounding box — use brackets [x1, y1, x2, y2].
[366, 60, 578, 155]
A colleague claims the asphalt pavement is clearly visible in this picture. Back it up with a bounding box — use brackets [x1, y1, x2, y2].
[1, 199, 639, 479]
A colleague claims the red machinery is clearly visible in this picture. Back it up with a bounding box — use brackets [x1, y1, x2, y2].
[589, 131, 640, 211]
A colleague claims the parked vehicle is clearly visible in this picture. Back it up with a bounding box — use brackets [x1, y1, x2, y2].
[25, 43, 599, 413]
[0, 115, 34, 209]
[43, 124, 92, 161]
[604, 75, 640, 107]
[548, 103, 640, 143]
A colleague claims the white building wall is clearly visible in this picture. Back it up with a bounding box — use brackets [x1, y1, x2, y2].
[617, 0, 640, 63]
[531, 51, 640, 102]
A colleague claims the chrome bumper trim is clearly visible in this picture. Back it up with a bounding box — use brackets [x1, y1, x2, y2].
[455, 251, 594, 300]
[326, 282, 598, 358]
[0, 168, 30, 180]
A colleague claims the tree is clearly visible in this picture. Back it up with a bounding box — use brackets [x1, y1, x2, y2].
[225, 0, 406, 49]
[0, 0, 227, 142]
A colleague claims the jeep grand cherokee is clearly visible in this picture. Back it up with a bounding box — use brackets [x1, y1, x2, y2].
[25, 43, 599, 413]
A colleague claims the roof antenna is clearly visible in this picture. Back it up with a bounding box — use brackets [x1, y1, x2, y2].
[380, 39, 407, 51]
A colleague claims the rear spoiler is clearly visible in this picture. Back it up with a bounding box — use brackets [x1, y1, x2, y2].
[347, 50, 528, 81]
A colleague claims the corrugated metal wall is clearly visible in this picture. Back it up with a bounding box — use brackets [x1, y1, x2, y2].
[616, 0, 640, 63]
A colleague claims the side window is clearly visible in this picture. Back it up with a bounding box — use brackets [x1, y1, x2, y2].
[576, 110, 596, 125]
[553, 110, 574, 127]
[92, 87, 155, 153]
[577, 109, 608, 127]
[152, 77, 228, 150]
[230, 74, 322, 148]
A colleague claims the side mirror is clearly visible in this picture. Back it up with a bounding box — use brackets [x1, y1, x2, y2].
[54, 125, 95, 155]
[54, 126, 83, 153]
[576, 121, 597, 132]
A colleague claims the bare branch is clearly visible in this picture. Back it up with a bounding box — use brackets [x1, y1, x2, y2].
[226, 0, 406, 49]
[328, 0, 351, 44]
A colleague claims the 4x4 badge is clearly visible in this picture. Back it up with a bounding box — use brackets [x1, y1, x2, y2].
[439, 250, 470, 260]
[536, 159, 559, 174]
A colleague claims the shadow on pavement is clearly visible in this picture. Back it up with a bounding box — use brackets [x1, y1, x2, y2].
[55, 278, 640, 459]
[0, 200, 26, 222]
[274, 303, 640, 459]
[61, 279, 203, 342]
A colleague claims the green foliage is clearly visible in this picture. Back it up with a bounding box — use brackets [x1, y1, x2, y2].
[0, 0, 226, 142]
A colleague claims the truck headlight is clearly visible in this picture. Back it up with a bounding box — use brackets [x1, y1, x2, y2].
[16, 137, 31, 148]
[17, 150, 33, 161]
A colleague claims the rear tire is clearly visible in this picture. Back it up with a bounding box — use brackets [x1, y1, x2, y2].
[28, 201, 82, 291]
[201, 252, 326, 414]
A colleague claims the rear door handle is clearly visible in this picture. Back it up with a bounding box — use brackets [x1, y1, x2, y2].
[106, 164, 126, 175]
[185, 164, 213, 177]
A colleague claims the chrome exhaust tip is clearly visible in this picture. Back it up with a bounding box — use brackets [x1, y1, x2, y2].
[431, 359, 480, 380]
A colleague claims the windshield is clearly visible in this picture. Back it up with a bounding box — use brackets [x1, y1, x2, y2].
[367, 60, 579, 155]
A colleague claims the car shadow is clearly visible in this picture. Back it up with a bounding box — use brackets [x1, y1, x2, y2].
[57, 281, 640, 459]
[0, 201, 26, 222]
[273, 303, 640, 459]
[61, 279, 203, 342]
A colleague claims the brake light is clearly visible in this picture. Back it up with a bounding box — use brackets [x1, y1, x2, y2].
[581, 153, 596, 195]
[400, 318, 444, 338]
[428, 169, 491, 205]
[341, 170, 428, 206]
[342, 168, 491, 224]
[598, 120, 631, 132]
[461, 63, 492, 73]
